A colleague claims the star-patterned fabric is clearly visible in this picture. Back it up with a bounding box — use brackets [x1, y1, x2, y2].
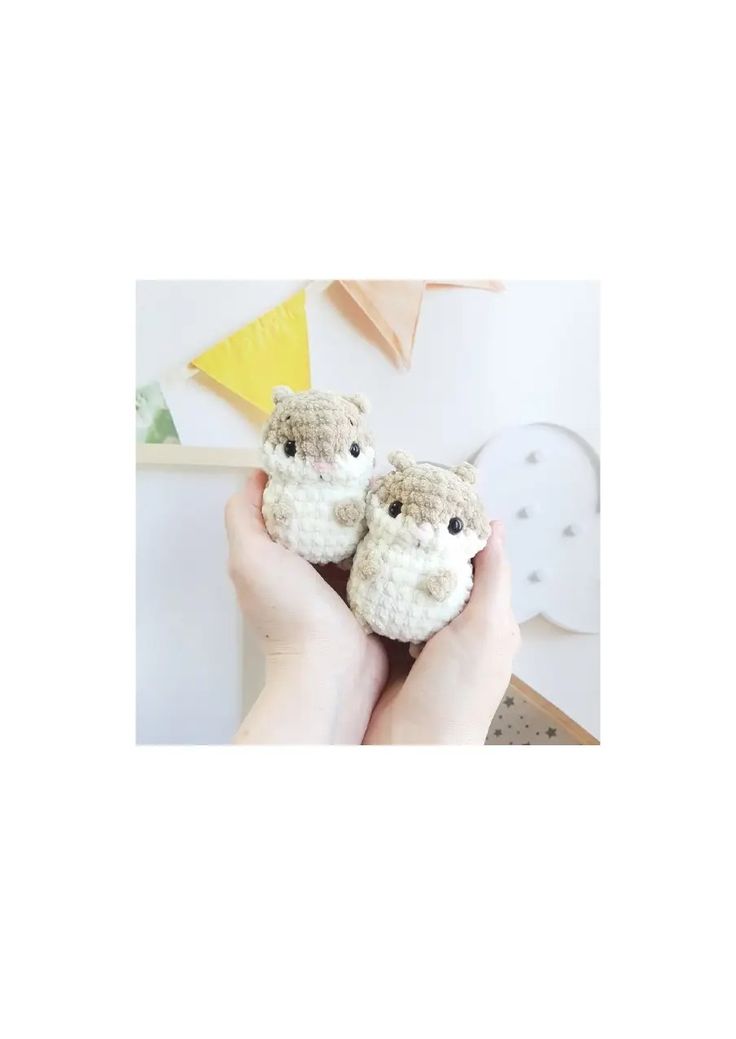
[486, 681, 595, 745]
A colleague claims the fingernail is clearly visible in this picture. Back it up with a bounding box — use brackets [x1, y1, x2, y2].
[492, 520, 505, 545]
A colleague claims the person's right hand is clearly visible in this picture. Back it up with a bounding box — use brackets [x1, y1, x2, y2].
[226, 469, 388, 744]
[363, 521, 521, 744]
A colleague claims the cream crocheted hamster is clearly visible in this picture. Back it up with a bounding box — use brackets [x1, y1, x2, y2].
[261, 386, 375, 565]
[347, 451, 490, 646]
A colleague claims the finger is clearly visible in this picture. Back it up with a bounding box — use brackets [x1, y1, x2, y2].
[462, 521, 512, 620]
[240, 468, 268, 526]
[225, 469, 269, 539]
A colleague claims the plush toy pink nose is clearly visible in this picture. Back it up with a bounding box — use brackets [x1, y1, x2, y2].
[312, 460, 334, 474]
[415, 522, 434, 543]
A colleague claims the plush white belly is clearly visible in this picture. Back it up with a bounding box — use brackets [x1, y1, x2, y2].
[263, 478, 366, 564]
[348, 538, 473, 642]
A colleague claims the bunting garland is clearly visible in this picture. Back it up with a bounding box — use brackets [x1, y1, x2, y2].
[136, 280, 503, 439]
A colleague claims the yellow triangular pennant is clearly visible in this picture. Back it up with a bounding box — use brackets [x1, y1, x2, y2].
[191, 290, 311, 415]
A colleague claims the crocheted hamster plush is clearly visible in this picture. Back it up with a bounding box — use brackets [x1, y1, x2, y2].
[347, 451, 490, 647]
[261, 386, 375, 565]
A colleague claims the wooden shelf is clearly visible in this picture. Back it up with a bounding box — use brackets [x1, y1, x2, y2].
[136, 444, 260, 469]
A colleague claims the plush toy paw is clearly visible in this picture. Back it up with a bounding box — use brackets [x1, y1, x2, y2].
[271, 502, 292, 525]
[425, 569, 457, 602]
[357, 548, 380, 579]
[335, 499, 365, 526]
[354, 613, 373, 634]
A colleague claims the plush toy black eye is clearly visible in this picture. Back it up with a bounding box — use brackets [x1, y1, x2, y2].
[284, 440, 296, 457]
[350, 442, 361, 457]
[388, 501, 402, 517]
[448, 517, 463, 534]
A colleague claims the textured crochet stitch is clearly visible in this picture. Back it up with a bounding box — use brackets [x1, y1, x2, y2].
[347, 451, 490, 643]
[261, 386, 375, 564]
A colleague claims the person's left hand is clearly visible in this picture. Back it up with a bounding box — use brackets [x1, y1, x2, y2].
[226, 470, 388, 743]
[362, 522, 521, 744]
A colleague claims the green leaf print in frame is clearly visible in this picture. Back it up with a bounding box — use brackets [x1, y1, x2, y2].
[136, 382, 180, 444]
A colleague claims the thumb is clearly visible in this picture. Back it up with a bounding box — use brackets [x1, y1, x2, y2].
[226, 469, 268, 532]
[463, 521, 512, 619]
[225, 469, 273, 560]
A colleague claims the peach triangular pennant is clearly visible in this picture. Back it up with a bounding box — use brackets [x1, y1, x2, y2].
[427, 280, 505, 291]
[339, 280, 426, 368]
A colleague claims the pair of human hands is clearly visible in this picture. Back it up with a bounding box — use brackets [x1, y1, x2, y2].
[226, 470, 521, 744]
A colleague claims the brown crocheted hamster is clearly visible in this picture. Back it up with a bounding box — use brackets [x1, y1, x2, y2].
[261, 386, 375, 564]
[347, 450, 490, 647]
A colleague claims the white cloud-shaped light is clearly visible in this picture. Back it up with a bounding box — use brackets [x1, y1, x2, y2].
[474, 424, 599, 634]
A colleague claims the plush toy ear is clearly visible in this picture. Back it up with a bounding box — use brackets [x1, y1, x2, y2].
[388, 450, 415, 471]
[454, 462, 477, 484]
[272, 385, 294, 405]
[344, 392, 370, 415]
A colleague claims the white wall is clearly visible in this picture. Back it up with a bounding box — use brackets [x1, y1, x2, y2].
[136, 467, 248, 744]
[137, 280, 599, 742]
